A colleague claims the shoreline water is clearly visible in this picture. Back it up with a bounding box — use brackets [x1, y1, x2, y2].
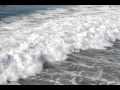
[4, 40, 120, 85]
[1, 5, 120, 85]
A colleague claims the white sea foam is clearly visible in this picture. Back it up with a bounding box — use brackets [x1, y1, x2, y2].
[0, 5, 120, 84]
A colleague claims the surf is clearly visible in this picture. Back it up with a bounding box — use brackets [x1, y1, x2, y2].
[0, 5, 120, 84]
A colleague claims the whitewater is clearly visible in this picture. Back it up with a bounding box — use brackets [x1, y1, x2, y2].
[0, 5, 120, 84]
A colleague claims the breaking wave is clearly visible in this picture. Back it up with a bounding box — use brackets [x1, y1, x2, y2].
[0, 5, 120, 84]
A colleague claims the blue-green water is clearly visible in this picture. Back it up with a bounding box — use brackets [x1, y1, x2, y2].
[0, 5, 68, 19]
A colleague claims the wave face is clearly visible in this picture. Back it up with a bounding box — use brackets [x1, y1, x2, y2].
[0, 5, 120, 84]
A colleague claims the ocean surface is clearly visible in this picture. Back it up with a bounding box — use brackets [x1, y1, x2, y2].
[1, 5, 120, 85]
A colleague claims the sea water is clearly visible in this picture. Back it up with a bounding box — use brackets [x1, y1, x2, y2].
[0, 5, 120, 84]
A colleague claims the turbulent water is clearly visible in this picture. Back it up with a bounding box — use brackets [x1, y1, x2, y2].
[0, 5, 120, 84]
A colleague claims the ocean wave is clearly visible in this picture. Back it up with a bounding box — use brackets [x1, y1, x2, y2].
[0, 5, 120, 84]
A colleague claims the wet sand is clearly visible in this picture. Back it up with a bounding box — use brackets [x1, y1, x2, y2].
[16, 40, 120, 85]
